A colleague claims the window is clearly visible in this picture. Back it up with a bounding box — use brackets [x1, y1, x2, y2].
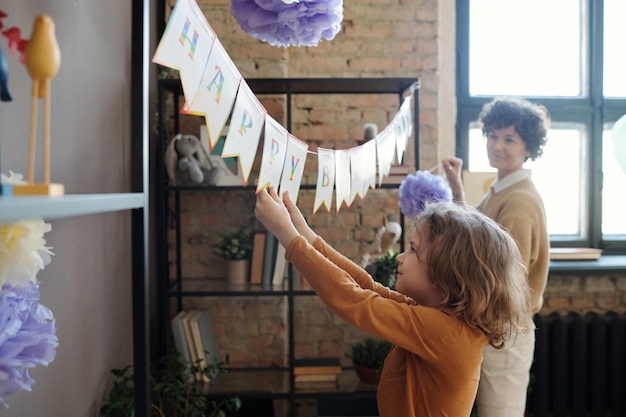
[456, 0, 626, 253]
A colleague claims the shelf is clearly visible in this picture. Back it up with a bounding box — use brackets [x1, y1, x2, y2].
[208, 369, 290, 396]
[206, 368, 375, 398]
[157, 76, 419, 417]
[166, 277, 315, 297]
[0, 193, 146, 222]
[159, 77, 419, 96]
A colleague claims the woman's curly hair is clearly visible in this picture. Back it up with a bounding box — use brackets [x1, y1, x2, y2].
[478, 97, 551, 161]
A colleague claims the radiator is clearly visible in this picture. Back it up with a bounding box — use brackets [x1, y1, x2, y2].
[528, 312, 626, 417]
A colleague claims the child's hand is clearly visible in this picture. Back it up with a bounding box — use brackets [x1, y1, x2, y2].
[255, 187, 300, 248]
[283, 191, 317, 244]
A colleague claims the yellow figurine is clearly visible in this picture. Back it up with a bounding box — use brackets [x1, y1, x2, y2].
[16, 14, 63, 196]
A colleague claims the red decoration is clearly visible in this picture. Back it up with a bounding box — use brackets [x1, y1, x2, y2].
[0, 10, 28, 64]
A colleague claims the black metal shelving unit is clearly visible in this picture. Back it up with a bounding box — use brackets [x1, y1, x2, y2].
[155, 77, 419, 416]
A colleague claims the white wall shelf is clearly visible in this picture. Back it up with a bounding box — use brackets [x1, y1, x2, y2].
[0, 193, 145, 222]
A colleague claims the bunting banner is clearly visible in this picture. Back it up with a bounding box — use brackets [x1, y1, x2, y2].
[257, 115, 289, 193]
[153, 0, 416, 214]
[313, 148, 335, 214]
[278, 135, 309, 204]
[152, 0, 216, 105]
[221, 81, 266, 186]
[334, 149, 351, 212]
[184, 39, 242, 150]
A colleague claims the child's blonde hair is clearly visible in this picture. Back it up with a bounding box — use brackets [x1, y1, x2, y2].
[414, 201, 533, 348]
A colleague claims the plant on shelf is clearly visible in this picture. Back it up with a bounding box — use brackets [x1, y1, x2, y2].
[214, 228, 254, 285]
[99, 351, 241, 417]
[214, 228, 253, 261]
[350, 337, 392, 386]
[372, 251, 398, 289]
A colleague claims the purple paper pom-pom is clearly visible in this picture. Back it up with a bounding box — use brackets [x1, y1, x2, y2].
[0, 282, 58, 409]
[399, 170, 452, 218]
[231, 0, 344, 47]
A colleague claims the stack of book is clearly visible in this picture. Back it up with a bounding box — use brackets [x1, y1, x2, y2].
[171, 309, 220, 382]
[293, 357, 342, 390]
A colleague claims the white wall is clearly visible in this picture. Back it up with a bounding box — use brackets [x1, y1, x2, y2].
[0, 2, 136, 415]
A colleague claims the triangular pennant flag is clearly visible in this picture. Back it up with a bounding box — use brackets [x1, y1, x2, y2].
[393, 96, 413, 165]
[186, 39, 242, 150]
[221, 81, 266, 186]
[152, 0, 216, 105]
[278, 135, 309, 204]
[349, 146, 365, 204]
[376, 125, 396, 185]
[400, 95, 413, 141]
[257, 115, 289, 193]
[313, 148, 335, 214]
[362, 139, 377, 195]
[335, 149, 351, 212]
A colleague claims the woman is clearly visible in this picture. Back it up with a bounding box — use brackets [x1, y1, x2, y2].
[443, 96, 550, 417]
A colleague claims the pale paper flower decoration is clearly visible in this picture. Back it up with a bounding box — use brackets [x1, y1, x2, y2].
[0, 171, 26, 185]
[0, 172, 53, 287]
[0, 282, 59, 409]
[0, 220, 53, 287]
[399, 170, 453, 218]
[231, 0, 344, 47]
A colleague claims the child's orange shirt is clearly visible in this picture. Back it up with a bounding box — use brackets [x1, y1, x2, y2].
[285, 236, 488, 417]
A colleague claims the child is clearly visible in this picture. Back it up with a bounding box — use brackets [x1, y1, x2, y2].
[255, 187, 531, 417]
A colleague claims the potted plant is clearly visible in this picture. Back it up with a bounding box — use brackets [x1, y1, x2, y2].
[100, 351, 241, 417]
[214, 228, 253, 285]
[350, 337, 392, 386]
[372, 251, 398, 289]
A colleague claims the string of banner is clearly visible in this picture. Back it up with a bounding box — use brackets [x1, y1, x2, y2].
[153, 0, 416, 214]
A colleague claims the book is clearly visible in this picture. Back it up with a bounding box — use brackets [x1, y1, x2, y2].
[295, 379, 339, 391]
[295, 373, 338, 383]
[188, 310, 210, 382]
[181, 310, 202, 381]
[250, 232, 266, 284]
[171, 310, 192, 366]
[294, 357, 342, 375]
[272, 244, 287, 287]
[261, 233, 278, 286]
[195, 309, 220, 379]
[550, 247, 603, 261]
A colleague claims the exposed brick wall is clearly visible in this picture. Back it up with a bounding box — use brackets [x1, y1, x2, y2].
[161, 1, 626, 372]
[540, 274, 626, 315]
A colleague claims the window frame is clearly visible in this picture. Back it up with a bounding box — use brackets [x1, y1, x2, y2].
[456, 0, 626, 254]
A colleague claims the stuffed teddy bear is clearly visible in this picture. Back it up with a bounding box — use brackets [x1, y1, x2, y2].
[165, 134, 223, 186]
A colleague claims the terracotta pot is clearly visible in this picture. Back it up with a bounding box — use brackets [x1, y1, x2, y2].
[226, 259, 249, 285]
[354, 365, 380, 386]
